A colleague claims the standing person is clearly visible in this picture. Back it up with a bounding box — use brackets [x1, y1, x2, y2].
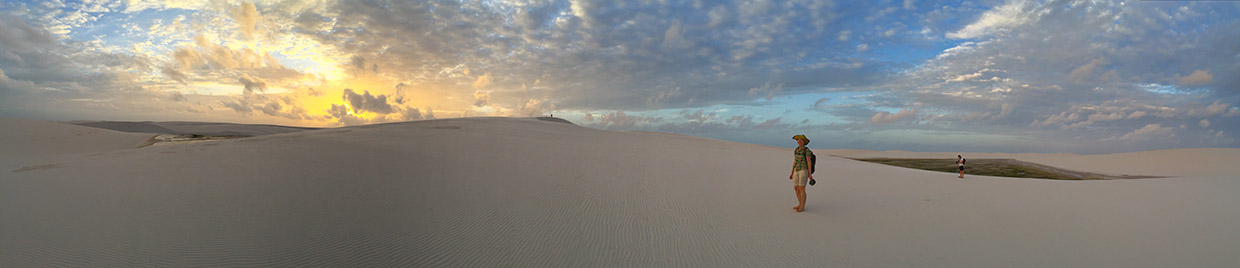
[789, 135, 813, 212]
[957, 155, 966, 179]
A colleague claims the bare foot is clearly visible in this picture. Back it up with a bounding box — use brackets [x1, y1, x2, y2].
[796, 207, 805, 212]
[793, 206, 801, 210]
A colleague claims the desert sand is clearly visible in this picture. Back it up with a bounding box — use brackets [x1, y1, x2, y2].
[2, 117, 1238, 267]
[67, 120, 317, 137]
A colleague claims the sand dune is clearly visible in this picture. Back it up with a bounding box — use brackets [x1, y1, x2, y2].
[0, 117, 154, 171]
[69, 120, 318, 137]
[2, 117, 1238, 267]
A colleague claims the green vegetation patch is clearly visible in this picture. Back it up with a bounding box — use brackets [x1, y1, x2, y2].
[852, 158, 1111, 180]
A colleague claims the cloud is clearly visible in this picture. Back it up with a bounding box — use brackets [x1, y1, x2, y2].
[400, 106, 429, 121]
[594, 111, 664, 129]
[239, 73, 267, 93]
[328, 103, 366, 125]
[1114, 124, 1174, 141]
[473, 90, 491, 107]
[164, 35, 300, 86]
[260, 101, 282, 116]
[661, 20, 691, 49]
[342, 88, 394, 114]
[473, 73, 492, 88]
[647, 87, 683, 109]
[0, 13, 56, 54]
[1199, 119, 1210, 128]
[998, 103, 1013, 118]
[168, 91, 187, 102]
[947, 0, 1044, 39]
[294, 0, 883, 114]
[754, 118, 790, 130]
[516, 99, 555, 117]
[681, 109, 716, 122]
[231, 2, 261, 40]
[871, 108, 919, 124]
[811, 97, 832, 109]
[1068, 58, 1106, 83]
[1178, 69, 1212, 86]
[1206, 100, 1230, 116]
[746, 83, 782, 101]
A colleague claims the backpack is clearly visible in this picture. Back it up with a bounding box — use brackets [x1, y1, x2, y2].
[808, 149, 817, 174]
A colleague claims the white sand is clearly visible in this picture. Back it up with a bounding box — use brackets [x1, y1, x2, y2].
[68, 120, 316, 136]
[2, 117, 1238, 267]
[0, 117, 154, 171]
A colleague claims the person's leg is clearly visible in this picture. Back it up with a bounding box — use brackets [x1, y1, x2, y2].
[796, 186, 806, 212]
[798, 186, 807, 212]
[793, 186, 801, 210]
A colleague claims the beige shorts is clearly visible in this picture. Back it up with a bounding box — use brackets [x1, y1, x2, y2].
[793, 169, 810, 186]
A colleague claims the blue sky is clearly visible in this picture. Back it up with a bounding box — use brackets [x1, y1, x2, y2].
[1, 0, 1237, 153]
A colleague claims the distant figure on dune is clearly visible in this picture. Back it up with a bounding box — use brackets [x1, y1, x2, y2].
[790, 134, 814, 212]
[957, 155, 966, 179]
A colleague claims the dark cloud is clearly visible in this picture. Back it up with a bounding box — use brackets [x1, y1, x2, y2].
[168, 91, 187, 102]
[0, 13, 56, 55]
[342, 88, 394, 114]
[239, 73, 268, 93]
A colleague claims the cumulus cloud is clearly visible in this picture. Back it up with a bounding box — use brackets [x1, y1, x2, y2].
[746, 83, 783, 101]
[1199, 119, 1210, 128]
[473, 90, 491, 107]
[872, 108, 920, 124]
[1114, 124, 1174, 142]
[342, 88, 394, 114]
[0, 13, 56, 54]
[1068, 58, 1106, 83]
[168, 91, 187, 102]
[1178, 69, 1212, 86]
[231, 2, 261, 40]
[1205, 100, 1231, 116]
[516, 99, 555, 117]
[239, 73, 267, 93]
[328, 103, 366, 125]
[400, 106, 430, 121]
[473, 73, 492, 88]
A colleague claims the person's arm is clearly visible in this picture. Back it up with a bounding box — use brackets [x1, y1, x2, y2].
[789, 149, 796, 179]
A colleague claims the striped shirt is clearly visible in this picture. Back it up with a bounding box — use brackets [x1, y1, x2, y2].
[793, 146, 812, 171]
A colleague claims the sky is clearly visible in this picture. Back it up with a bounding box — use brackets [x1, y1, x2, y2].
[0, 0, 1237, 154]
